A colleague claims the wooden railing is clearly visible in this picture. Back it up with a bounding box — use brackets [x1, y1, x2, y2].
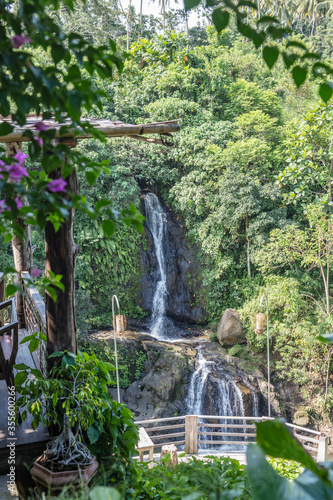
[135, 415, 328, 463]
[21, 271, 47, 376]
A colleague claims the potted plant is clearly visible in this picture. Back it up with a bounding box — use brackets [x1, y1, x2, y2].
[15, 348, 138, 491]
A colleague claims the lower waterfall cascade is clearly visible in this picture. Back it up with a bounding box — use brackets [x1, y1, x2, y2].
[185, 345, 260, 449]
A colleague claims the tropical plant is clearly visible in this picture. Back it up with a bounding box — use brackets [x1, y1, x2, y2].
[14, 350, 139, 464]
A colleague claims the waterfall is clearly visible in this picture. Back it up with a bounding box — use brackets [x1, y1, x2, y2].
[186, 346, 259, 450]
[144, 193, 171, 339]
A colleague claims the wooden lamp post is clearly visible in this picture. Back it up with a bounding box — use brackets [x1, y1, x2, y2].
[255, 294, 271, 418]
[112, 294, 126, 403]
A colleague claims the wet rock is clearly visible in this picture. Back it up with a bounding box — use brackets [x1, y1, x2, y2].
[84, 330, 279, 421]
[217, 308, 246, 346]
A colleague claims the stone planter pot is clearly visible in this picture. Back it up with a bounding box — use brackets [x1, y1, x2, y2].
[31, 455, 99, 492]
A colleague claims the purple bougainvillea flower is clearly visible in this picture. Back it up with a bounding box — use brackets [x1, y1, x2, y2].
[0, 200, 5, 213]
[34, 136, 43, 146]
[48, 178, 67, 193]
[13, 150, 28, 164]
[7, 163, 29, 181]
[31, 267, 42, 279]
[15, 197, 23, 210]
[11, 35, 33, 49]
[35, 122, 49, 131]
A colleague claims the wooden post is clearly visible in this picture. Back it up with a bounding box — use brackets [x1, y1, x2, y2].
[6, 142, 32, 328]
[45, 156, 79, 360]
[317, 434, 328, 462]
[0, 273, 4, 303]
[185, 415, 198, 454]
[161, 444, 178, 467]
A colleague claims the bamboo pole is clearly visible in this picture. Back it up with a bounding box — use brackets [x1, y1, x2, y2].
[0, 122, 180, 143]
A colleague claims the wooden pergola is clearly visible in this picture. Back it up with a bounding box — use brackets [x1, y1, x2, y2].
[0, 115, 180, 362]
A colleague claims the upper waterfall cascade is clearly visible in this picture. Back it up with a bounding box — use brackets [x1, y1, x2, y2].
[144, 192, 174, 339]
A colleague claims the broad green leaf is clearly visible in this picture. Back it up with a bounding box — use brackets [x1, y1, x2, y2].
[86, 170, 99, 187]
[319, 83, 333, 103]
[47, 287, 57, 302]
[29, 338, 40, 354]
[89, 487, 121, 500]
[96, 199, 111, 212]
[5, 284, 17, 297]
[87, 424, 100, 444]
[295, 464, 333, 499]
[102, 219, 115, 238]
[48, 351, 65, 358]
[51, 44, 66, 64]
[318, 332, 333, 344]
[20, 334, 37, 344]
[212, 9, 230, 33]
[239, 0, 257, 8]
[263, 46, 279, 69]
[14, 371, 28, 386]
[206, 0, 219, 6]
[0, 122, 14, 136]
[292, 65, 307, 88]
[282, 52, 298, 68]
[61, 355, 77, 368]
[286, 40, 307, 50]
[184, 0, 201, 11]
[246, 444, 314, 500]
[256, 419, 329, 482]
[258, 15, 280, 24]
[13, 363, 29, 370]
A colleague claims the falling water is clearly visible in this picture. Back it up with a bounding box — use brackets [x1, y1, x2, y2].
[186, 346, 259, 449]
[144, 193, 170, 339]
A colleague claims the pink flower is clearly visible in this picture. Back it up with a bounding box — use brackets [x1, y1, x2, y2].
[7, 163, 28, 181]
[13, 151, 28, 164]
[0, 200, 5, 213]
[34, 136, 43, 146]
[15, 197, 23, 210]
[35, 122, 49, 131]
[47, 178, 67, 193]
[11, 35, 33, 49]
[31, 267, 42, 278]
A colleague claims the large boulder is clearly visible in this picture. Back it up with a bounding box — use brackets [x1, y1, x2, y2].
[217, 308, 246, 346]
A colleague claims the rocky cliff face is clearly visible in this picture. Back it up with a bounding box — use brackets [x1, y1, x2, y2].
[139, 192, 205, 324]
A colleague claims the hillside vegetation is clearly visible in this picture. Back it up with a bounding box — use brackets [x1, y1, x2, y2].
[1, 5, 333, 425]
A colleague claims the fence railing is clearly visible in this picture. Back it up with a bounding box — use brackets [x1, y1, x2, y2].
[135, 414, 327, 462]
[21, 271, 47, 376]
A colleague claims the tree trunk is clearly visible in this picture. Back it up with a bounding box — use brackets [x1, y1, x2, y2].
[162, 0, 166, 32]
[45, 165, 79, 359]
[246, 213, 251, 278]
[140, 0, 143, 30]
[6, 142, 32, 328]
[126, 16, 130, 50]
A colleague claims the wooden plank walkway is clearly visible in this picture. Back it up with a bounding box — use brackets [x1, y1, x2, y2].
[0, 329, 49, 451]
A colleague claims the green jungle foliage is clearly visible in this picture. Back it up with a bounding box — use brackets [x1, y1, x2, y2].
[1, 1, 332, 423]
[78, 338, 147, 389]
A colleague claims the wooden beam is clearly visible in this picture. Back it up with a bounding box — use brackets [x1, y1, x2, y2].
[0, 122, 180, 143]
